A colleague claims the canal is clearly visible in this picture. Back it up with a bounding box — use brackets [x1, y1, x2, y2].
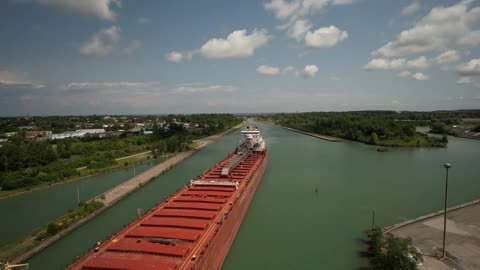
[26, 121, 480, 269]
[0, 157, 169, 247]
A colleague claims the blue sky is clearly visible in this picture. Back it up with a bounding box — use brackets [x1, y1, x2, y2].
[0, 0, 479, 116]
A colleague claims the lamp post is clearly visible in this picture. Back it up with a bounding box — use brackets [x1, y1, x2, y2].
[442, 163, 452, 259]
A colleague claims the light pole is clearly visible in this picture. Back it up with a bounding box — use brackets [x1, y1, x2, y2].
[442, 163, 452, 259]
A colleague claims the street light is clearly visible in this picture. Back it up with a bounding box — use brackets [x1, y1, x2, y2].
[442, 163, 452, 259]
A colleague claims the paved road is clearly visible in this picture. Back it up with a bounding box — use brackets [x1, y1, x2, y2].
[391, 202, 480, 270]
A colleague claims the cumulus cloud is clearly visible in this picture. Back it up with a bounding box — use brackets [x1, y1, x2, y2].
[165, 51, 185, 63]
[458, 30, 480, 49]
[397, 71, 430, 80]
[401, 1, 420, 16]
[79, 26, 120, 56]
[435, 50, 460, 65]
[173, 84, 236, 94]
[257, 65, 281, 76]
[364, 56, 431, 70]
[122, 40, 143, 55]
[289, 19, 311, 41]
[457, 58, 480, 76]
[457, 77, 473, 85]
[302, 65, 319, 78]
[305, 25, 348, 49]
[199, 29, 271, 59]
[22, 0, 120, 21]
[411, 72, 429, 80]
[372, 1, 480, 57]
[264, 0, 354, 46]
[166, 29, 271, 62]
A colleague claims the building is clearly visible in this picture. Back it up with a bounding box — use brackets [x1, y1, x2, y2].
[25, 131, 52, 141]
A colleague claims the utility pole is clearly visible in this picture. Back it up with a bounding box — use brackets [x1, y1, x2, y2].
[442, 163, 452, 259]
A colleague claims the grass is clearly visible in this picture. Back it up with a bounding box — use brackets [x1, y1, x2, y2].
[0, 201, 104, 261]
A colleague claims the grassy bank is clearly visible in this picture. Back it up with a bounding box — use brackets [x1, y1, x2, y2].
[0, 201, 103, 261]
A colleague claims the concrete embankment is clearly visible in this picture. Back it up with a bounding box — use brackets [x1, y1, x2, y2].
[258, 120, 342, 142]
[385, 199, 480, 270]
[13, 123, 245, 263]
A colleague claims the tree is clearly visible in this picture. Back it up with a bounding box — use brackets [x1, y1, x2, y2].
[370, 132, 380, 145]
[365, 226, 423, 270]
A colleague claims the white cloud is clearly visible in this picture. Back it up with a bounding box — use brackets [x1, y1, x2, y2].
[398, 70, 412, 78]
[264, 0, 300, 19]
[457, 58, 480, 76]
[173, 84, 236, 94]
[364, 58, 406, 70]
[458, 30, 480, 49]
[457, 77, 473, 85]
[289, 19, 311, 41]
[401, 1, 420, 16]
[406, 56, 431, 70]
[79, 26, 120, 56]
[137, 17, 151, 24]
[0, 70, 30, 85]
[397, 70, 430, 80]
[122, 40, 143, 55]
[63, 81, 147, 90]
[412, 72, 429, 80]
[257, 65, 281, 76]
[435, 50, 460, 65]
[166, 29, 271, 62]
[365, 56, 431, 70]
[165, 51, 185, 63]
[199, 29, 271, 59]
[372, 1, 480, 57]
[282, 66, 296, 74]
[24, 0, 120, 21]
[264, 0, 354, 43]
[302, 64, 319, 78]
[305, 25, 348, 49]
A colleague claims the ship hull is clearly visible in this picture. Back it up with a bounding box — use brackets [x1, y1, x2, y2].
[66, 148, 268, 270]
[195, 155, 267, 270]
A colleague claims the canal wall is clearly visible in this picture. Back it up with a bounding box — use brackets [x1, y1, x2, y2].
[12, 122, 245, 264]
[257, 120, 342, 142]
[384, 198, 480, 234]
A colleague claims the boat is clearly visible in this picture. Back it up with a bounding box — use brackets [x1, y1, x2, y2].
[66, 126, 267, 270]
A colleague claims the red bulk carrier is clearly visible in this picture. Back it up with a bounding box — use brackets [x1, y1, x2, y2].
[66, 126, 267, 270]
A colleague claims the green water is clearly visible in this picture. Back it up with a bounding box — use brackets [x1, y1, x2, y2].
[26, 122, 480, 269]
[0, 157, 169, 246]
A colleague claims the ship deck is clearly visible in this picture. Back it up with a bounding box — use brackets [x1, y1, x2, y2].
[67, 152, 266, 270]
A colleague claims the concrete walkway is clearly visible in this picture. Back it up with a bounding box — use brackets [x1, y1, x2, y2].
[390, 201, 480, 270]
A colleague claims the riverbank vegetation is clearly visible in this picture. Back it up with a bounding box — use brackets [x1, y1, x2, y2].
[0, 114, 241, 195]
[365, 226, 423, 270]
[0, 201, 103, 262]
[260, 111, 453, 147]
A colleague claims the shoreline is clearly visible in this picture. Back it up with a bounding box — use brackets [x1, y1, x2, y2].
[11, 122, 245, 264]
[383, 198, 480, 234]
[0, 152, 171, 200]
[257, 120, 342, 142]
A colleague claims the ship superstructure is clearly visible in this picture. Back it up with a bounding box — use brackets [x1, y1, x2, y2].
[66, 126, 267, 270]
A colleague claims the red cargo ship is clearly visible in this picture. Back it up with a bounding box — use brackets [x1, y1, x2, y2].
[66, 126, 267, 270]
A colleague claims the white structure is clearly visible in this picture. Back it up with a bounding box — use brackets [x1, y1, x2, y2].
[238, 126, 266, 152]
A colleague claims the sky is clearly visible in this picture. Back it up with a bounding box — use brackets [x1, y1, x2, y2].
[1, 0, 480, 116]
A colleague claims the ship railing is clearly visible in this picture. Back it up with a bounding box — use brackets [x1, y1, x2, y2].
[190, 180, 239, 190]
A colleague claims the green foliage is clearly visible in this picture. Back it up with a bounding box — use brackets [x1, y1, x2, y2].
[46, 223, 60, 235]
[262, 111, 448, 148]
[365, 226, 423, 270]
[0, 114, 241, 192]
